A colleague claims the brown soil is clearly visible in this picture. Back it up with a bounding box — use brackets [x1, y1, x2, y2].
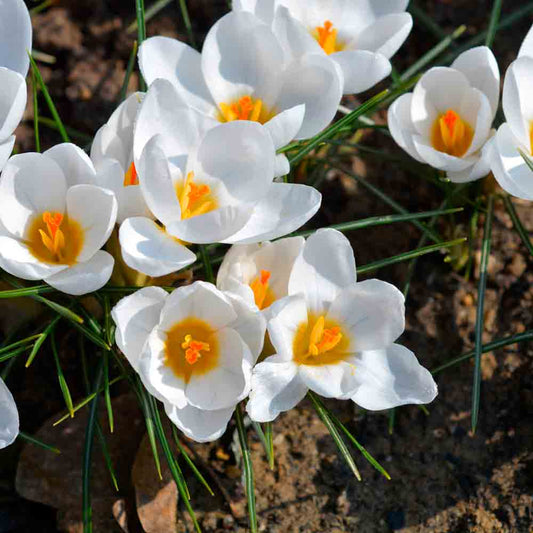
[1, 1, 533, 532]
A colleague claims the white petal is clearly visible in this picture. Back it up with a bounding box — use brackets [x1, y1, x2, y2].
[185, 327, 252, 410]
[298, 360, 359, 399]
[0, 153, 67, 238]
[388, 93, 425, 163]
[451, 46, 500, 118]
[276, 53, 343, 140]
[45, 250, 114, 295]
[232, 0, 276, 25]
[289, 228, 356, 314]
[518, 23, 533, 59]
[489, 123, 533, 200]
[447, 134, 494, 183]
[0, 68, 26, 140]
[327, 279, 405, 352]
[460, 89, 493, 157]
[246, 357, 306, 422]
[202, 11, 284, 107]
[413, 136, 478, 172]
[139, 37, 216, 116]
[0, 0, 32, 76]
[350, 344, 438, 410]
[274, 154, 290, 177]
[223, 183, 321, 244]
[264, 105, 305, 149]
[164, 401, 235, 443]
[44, 143, 97, 187]
[332, 50, 391, 95]
[355, 12, 412, 59]
[0, 377, 19, 449]
[119, 217, 196, 277]
[0, 135, 15, 172]
[66, 184, 118, 262]
[111, 286, 168, 371]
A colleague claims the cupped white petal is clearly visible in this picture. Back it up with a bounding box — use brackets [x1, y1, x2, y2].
[274, 154, 290, 177]
[460, 89, 493, 157]
[413, 136, 478, 172]
[91, 124, 126, 171]
[264, 105, 305, 150]
[139, 36, 216, 116]
[350, 344, 438, 410]
[0, 0, 32, 76]
[65, 184, 118, 262]
[518, 23, 533, 59]
[0, 68, 26, 140]
[331, 50, 391, 95]
[223, 183, 321, 244]
[119, 217, 196, 277]
[388, 93, 425, 163]
[111, 286, 168, 371]
[0, 136, 15, 172]
[447, 133, 494, 183]
[298, 360, 359, 399]
[164, 401, 235, 443]
[0, 153, 67, 238]
[45, 250, 114, 295]
[451, 46, 500, 118]
[44, 143, 98, 187]
[288, 228, 356, 315]
[0, 377, 19, 449]
[246, 356, 306, 422]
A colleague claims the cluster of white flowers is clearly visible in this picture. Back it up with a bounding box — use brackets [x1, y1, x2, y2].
[0, 0, 444, 447]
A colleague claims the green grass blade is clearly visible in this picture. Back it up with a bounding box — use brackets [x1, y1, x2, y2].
[0, 285, 54, 298]
[31, 68, 41, 152]
[472, 195, 494, 434]
[35, 296, 84, 324]
[199, 245, 214, 283]
[432, 329, 533, 375]
[265, 422, 274, 470]
[29, 53, 69, 142]
[128, 0, 173, 32]
[51, 331, 74, 417]
[251, 420, 275, 470]
[235, 403, 258, 533]
[95, 422, 119, 491]
[135, 0, 147, 91]
[103, 351, 114, 433]
[119, 41, 139, 102]
[485, 0, 503, 47]
[0, 344, 33, 363]
[408, 3, 450, 42]
[308, 392, 361, 481]
[502, 195, 533, 258]
[139, 387, 163, 480]
[178, 0, 196, 48]
[18, 431, 61, 454]
[26, 317, 61, 367]
[357, 238, 466, 275]
[38, 116, 93, 144]
[0, 334, 41, 357]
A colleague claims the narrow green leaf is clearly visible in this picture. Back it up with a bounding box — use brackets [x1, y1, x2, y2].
[0, 285, 54, 298]
[265, 422, 274, 470]
[95, 422, 119, 491]
[235, 403, 258, 533]
[472, 195, 494, 434]
[0, 334, 41, 357]
[485, 0, 503, 48]
[502, 194, 533, 258]
[51, 331, 74, 417]
[357, 238, 467, 275]
[38, 116, 93, 144]
[29, 53, 69, 142]
[178, 0, 196, 48]
[408, 3, 450, 42]
[119, 41, 138, 102]
[251, 420, 275, 470]
[127, 0, 173, 32]
[103, 351, 114, 434]
[18, 431, 61, 454]
[139, 388, 163, 480]
[432, 329, 533, 374]
[199, 245, 215, 283]
[135, 0, 147, 91]
[0, 345, 33, 363]
[31, 68, 41, 152]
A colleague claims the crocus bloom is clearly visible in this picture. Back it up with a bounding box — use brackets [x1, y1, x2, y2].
[0, 377, 19, 449]
[91, 92, 151, 223]
[138, 10, 342, 176]
[246, 229, 437, 422]
[216, 236, 304, 316]
[0, 0, 32, 171]
[0, 145, 118, 295]
[389, 47, 500, 183]
[111, 282, 265, 442]
[119, 79, 320, 277]
[488, 26, 533, 200]
[233, 0, 412, 95]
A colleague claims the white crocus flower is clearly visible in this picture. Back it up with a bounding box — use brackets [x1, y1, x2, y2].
[0, 0, 32, 171]
[488, 27, 533, 200]
[90, 92, 151, 223]
[216, 236, 304, 316]
[111, 282, 265, 442]
[0, 145, 118, 295]
[389, 47, 500, 183]
[0, 377, 19, 449]
[138, 10, 343, 176]
[246, 228, 437, 422]
[234, 0, 412, 95]
[119, 79, 320, 277]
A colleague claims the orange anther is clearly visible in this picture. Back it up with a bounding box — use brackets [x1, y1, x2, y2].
[124, 161, 139, 187]
[315, 20, 339, 55]
[250, 269, 272, 310]
[181, 334, 210, 365]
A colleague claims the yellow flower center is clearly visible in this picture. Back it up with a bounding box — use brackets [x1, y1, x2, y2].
[431, 109, 474, 158]
[176, 171, 217, 220]
[218, 95, 275, 124]
[293, 314, 349, 366]
[27, 211, 84, 265]
[249, 269, 275, 310]
[313, 20, 344, 55]
[123, 161, 139, 187]
[164, 317, 219, 382]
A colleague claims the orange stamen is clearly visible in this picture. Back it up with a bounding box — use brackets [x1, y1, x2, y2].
[308, 316, 343, 356]
[431, 109, 474, 158]
[39, 212, 66, 259]
[219, 95, 267, 123]
[179, 171, 214, 219]
[181, 334, 211, 365]
[250, 270, 272, 310]
[123, 161, 139, 187]
[315, 20, 339, 55]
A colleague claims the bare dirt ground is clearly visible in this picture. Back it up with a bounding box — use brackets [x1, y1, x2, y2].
[1, 1, 532, 532]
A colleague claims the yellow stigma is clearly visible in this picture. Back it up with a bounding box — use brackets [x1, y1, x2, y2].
[27, 211, 84, 265]
[218, 95, 274, 124]
[249, 269, 275, 310]
[431, 109, 474, 158]
[123, 161, 139, 187]
[293, 314, 348, 366]
[313, 20, 344, 55]
[177, 171, 217, 219]
[164, 317, 219, 382]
